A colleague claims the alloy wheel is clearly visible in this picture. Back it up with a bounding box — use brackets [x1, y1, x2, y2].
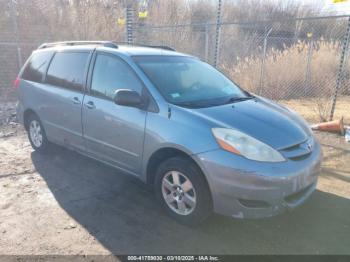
[29, 120, 43, 148]
[161, 171, 197, 216]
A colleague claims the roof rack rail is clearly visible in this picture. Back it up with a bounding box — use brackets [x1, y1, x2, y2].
[144, 45, 176, 51]
[38, 41, 118, 49]
[37, 41, 175, 52]
[112, 42, 175, 51]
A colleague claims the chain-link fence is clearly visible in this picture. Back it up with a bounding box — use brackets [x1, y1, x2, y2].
[134, 15, 350, 122]
[1, 0, 349, 123]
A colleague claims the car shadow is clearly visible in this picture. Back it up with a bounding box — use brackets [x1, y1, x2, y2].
[31, 146, 350, 255]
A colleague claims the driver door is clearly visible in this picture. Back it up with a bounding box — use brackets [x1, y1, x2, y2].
[82, 52, 147, 175]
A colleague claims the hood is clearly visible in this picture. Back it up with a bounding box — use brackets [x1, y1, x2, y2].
[188, 97, 310, 150]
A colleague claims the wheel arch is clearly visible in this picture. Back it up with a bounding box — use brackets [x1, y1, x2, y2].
[145, 147, 212, 196]
[23, 108, 38, 131]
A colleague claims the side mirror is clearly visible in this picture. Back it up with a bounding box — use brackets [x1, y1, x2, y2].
[114, 89, 143, 108]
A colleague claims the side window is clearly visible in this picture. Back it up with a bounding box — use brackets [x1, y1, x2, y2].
[21, 51, 54, 83]
[91, 54, 143, 100]
[46, 52, 89, 91]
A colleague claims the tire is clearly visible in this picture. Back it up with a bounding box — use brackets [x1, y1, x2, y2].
[154, 156, 212, 226]
[26, 114, 49, 153]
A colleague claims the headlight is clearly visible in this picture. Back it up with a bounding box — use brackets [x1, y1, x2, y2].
[212, 128, 285, 162]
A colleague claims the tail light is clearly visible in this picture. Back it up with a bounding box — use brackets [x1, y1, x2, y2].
[13, 77, 20, 89]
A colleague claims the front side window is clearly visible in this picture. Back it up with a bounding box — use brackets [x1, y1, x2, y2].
[21, 50, 54, 83]
[46, 52, 89, 91]
[91, 53, 143, 100]
[133, 56, 248, 108]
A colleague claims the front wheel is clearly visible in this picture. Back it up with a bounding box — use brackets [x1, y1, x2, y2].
[27, 114, 49, 153]
[154, 157, 212, 226]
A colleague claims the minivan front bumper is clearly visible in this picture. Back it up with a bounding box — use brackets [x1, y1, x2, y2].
[195, 140, 322, 219]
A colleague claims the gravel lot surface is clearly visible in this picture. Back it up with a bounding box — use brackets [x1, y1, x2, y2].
[0, 102, 349, 255]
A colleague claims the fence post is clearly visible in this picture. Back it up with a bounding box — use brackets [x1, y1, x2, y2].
[213, 0, 222, 68]
[125, 4, 134, 44]
[204, 23, 209, 63]
[329, 16, 350, 121]
[304, 33, 313, 96]
[9, 0, 22, 70]
[258, 27, 272, 96]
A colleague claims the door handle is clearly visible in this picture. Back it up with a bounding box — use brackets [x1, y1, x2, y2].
[84, 101, 95, 109]
[71, 97, 81, 105]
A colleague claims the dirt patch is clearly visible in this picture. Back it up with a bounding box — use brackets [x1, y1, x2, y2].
[282, 96, 350, 124]
[0, 101, 17, 128]
[315, 131, 350, 199]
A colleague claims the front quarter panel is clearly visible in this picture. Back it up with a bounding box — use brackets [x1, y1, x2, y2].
[141, 102, 219, 181]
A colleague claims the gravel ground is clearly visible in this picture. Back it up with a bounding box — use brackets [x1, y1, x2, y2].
[0, 102, 350, 255]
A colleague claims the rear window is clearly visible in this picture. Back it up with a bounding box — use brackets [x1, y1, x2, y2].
[46, 52, 90, 91]
[21, 51, 54, 83]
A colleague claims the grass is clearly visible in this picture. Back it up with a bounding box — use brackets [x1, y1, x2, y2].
[223, 40, 347, 100]
[281, 96, 350, 124]
[221, 39, 350, 123]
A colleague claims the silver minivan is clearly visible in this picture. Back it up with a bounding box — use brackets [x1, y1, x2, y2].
[16, 41, 322, 225]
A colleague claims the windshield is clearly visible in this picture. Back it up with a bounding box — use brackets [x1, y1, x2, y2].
[133, 56, 249, 108]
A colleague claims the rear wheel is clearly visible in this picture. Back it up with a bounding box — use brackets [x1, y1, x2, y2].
[27, 114, 49, 153]
[154, 157, 212, 226]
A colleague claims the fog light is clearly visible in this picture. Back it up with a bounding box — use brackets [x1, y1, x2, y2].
[238, 199, 270, 208]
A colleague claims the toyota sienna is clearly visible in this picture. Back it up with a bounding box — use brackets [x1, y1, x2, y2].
[16, 41, 322, 225]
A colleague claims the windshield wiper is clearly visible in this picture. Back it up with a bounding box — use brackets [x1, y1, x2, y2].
[173, 101, 203, 108]
[173, 95, 255, 108]
[174, 100, 223, 108]
[226, 96, 254, 104]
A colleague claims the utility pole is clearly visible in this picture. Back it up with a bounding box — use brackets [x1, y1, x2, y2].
[125, 5, 134, 44]
[124, 0, 134, 45]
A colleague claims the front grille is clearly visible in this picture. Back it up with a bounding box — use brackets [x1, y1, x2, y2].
[279, 137, 313, 161]
[289, 154, 310, 161]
